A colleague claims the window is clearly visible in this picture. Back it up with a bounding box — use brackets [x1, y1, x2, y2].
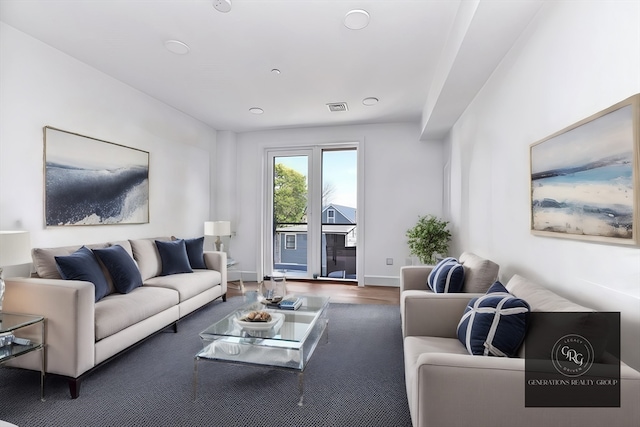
[265, 146, 360, 282]
[285, 234, 297, 250]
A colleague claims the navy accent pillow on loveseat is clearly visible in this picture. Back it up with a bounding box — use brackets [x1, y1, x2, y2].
[457, 281, 530, 357]
[427, 257, 465, 293]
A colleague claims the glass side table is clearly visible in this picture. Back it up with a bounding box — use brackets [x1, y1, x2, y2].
[0, 312, 45, 400]
[227, 258, 245, 294]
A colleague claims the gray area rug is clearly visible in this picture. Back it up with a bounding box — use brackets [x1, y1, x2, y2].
[0, 295, 411, 426]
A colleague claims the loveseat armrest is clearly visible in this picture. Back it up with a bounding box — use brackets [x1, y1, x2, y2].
[3, 277, 95, 378]
[400, 265, 434, 292]
[204, 251, 227, 295]
[412, 353, 640, 427]
[401, 291, 480, 338]
[412, 353, 525, 427]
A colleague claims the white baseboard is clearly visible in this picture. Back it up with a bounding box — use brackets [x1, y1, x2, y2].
[362, 275, 400, 287]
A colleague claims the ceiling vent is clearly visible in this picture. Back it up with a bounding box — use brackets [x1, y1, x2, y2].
[327, 102, 348, 112]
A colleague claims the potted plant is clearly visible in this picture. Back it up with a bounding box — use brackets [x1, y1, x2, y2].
[406, 215, 451, 264]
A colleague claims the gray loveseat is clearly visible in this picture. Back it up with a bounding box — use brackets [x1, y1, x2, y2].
[400, 252, 500, 335]
[3, 237, 227, 398]
[401, 272, 640, 427]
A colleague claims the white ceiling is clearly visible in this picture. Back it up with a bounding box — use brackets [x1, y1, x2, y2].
[0, 0, 544, 136]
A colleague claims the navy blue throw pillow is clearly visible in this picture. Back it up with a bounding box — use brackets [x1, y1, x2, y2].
[155, 239, 193, 276]
[93, 245, 143, 294]
[457, 281, 530, 357]
[183, 236, 206, 269]
[55, 246, 110, 302]
[427, 257, 465, 293]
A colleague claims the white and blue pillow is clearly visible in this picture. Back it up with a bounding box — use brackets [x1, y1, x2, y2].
[457, 281, 530, 357]
[427, 257, 465, 293]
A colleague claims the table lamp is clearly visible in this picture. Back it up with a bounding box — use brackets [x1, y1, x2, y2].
[0, 230, 32, 308]
[204, 221, 231, 251]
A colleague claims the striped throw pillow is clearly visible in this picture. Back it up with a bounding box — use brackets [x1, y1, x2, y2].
[457, 281, 530, 357]
[427, 257, 465, 293]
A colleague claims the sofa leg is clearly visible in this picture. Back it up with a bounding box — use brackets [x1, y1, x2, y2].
[222, 293, 227, 302]
[68, 378, 81, 399]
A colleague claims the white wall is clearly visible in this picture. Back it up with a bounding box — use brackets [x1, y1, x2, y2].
[447, 1, 640, 369]
[0, 23, 217, 271]
[227, 123, 444, 285]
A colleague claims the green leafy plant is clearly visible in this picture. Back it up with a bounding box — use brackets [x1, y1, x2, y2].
[406, 215, 451, 264]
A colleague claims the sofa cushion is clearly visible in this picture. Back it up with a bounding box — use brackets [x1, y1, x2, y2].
[183, 236, 206, 269]
[155, 239, 193, 276]
[129, 237, 171, 281]
[32, 242, 109, 279]
[506, 274, 592, 312]
[107, 240, 134, 259]
[505, 274, 608, 360]
[93, 245, 143, 294]
[457, 281, 530, 357]
[54, 246, 110, 302]
[144, 269, 221, 302]
[94, 286, 179, 341]
[427, 257, 465, 293]
[459, 252, 499, 293]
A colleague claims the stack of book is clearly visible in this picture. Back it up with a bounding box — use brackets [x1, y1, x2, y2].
[278, 297, 302, 310]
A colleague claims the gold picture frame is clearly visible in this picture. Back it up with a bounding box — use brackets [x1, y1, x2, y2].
[530, 94, 639, 245]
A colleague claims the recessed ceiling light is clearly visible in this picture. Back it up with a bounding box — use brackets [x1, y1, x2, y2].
[213, 0, 232, 13]
[363, 97, 379, 106]
[344, 10, 370, 30]
[249, 107, 264, 115]
[164, 40, 190, 55]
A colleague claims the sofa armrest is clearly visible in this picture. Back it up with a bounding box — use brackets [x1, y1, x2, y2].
[401, 291, 480, 338]
[413, 353, 525, 427]
[412, 353, 640, 427]
[400, 265, 434, 292]
[3, 277, 95, 378]
[204, 251, 227, 295]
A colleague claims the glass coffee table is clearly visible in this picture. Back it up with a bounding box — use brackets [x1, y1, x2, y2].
[194, 293, 329, 405]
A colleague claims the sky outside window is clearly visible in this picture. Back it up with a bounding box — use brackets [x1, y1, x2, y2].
[276, 150, 357, 208]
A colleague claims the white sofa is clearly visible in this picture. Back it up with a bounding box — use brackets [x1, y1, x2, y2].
[3, 237, 227, 398]
[401, 272, 640, 427]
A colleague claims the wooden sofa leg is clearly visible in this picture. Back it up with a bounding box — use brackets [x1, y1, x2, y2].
[69, 378, 81, 399]
[223, 293, 227, 302]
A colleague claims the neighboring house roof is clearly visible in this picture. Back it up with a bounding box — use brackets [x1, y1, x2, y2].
[323, 204, 356, 223]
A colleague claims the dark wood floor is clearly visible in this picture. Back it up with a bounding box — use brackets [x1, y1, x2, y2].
[227, 280, 400, 305]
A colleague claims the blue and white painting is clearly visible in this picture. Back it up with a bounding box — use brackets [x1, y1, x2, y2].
[45, 127, 149, 226]
[530, 104, 635, 241]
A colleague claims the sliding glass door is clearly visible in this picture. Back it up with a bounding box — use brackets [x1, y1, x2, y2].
[271, 152, 310, 277]
[320, 149, 357, 279]
[265, 145, 358, 281]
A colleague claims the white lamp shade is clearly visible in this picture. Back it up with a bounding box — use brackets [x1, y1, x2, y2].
[204, 221, 231, 237]
[0, 231, 32, 267]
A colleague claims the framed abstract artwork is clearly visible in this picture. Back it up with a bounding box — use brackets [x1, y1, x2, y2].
[44, 126, 149, 226]
[530, 94, 639, 245]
